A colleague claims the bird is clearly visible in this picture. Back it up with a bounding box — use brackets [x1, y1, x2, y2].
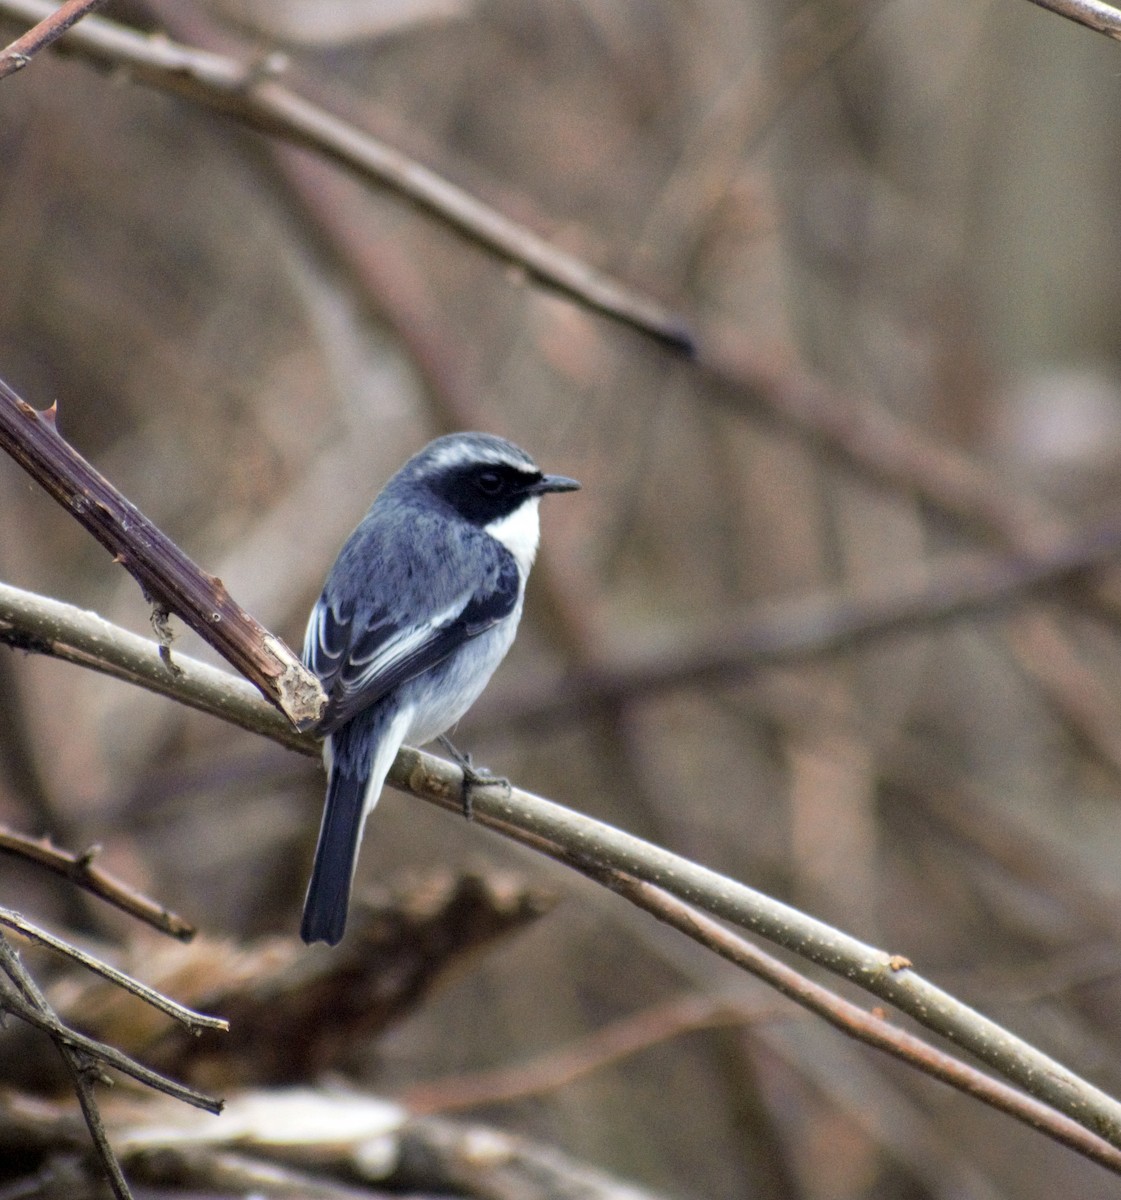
[300, 432, 580, 945]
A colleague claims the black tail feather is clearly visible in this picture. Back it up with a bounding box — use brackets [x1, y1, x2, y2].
[301, 767, 367, 946]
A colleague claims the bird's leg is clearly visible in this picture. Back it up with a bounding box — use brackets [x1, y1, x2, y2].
[436, 735, 511, 819]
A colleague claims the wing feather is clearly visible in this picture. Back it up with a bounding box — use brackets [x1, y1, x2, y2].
[305, 550, 521, 734]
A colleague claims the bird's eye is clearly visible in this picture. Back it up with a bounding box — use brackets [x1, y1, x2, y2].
[476, 470, 503, 495]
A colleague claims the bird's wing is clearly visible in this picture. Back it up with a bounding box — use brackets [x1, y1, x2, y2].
[304, 549, 521, 735]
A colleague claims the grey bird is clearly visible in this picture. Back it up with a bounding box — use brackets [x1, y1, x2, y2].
[300, 432, 580, 945]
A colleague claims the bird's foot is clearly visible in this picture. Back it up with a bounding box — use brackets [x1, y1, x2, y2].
[437, 735, 511, 820]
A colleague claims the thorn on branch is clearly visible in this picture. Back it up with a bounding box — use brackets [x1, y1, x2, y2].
[0, 375, 324, 729]
[75, 843, 101, 870]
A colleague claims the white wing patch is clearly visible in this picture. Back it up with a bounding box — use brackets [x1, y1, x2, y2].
[340, 595, 467, 698]
[304, 602, 340, 668]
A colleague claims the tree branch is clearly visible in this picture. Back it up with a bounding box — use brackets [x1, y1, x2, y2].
[597, 875, 1121, 1176]
[1022, 0, 1121, 40]
[0, 971, 223, 1113]
[487, 521, 1121, 733]
[0, 824, 197, 938]
[0, 932, 133, 1199]
[0, 907, 227, 1034]
[0, 377, 323, 731]
[5, 583, 1121, 1156]
[0, 580, 308, 751]
[0, 0, 105, 79]
[0, 0, 693, 355]
[10, 498, 1121, 753]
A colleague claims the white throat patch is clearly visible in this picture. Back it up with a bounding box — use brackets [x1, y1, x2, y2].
[486, 497, 541, 574]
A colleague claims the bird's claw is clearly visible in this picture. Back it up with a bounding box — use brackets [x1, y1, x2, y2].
[437, 735, 511, 820]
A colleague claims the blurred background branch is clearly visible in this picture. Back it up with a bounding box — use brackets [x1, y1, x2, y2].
[0, 0, 694, 353]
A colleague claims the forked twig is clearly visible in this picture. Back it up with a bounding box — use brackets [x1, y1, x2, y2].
[0, 932, 133, 1199]
[0, 907, 227, 1033]
[0, 975, 223, 1113]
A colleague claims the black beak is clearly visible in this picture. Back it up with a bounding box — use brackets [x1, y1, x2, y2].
[530, 473, 581, 495]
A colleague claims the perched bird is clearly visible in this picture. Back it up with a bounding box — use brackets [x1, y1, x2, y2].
[300, 432, 580, 945]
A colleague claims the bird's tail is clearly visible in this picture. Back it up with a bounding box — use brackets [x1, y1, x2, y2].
[301, 763, 366, 945]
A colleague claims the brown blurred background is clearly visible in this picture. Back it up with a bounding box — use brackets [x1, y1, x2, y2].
[5, 0, 1121, 1196]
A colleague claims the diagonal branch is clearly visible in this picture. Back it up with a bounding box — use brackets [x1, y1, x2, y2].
[0, 581, 308, 751]
[5, 582, 1121, 1156]
[0, 907, 228, 1033]
[597, 875, 1121, 1176]
[0, 824, 197, 939]
[0, 377, 323, 731]
[0, 0, 105, 79]
[0, 0, 693, 354]
[1022, 0, 1121, 40]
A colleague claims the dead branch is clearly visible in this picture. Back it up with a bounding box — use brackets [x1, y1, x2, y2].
[0, 377, 322, 730]
[0, 932, 133, 1200]
[0, 824, 196, 938]
[0, 907, 227, 1034]
[0, 0, 106, 79]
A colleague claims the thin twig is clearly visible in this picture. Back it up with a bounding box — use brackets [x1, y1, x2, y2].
[597, 873, 1121, 1176]
[0, 0, 693, 354]
[0, 823, 198, 939]
[402, 993, 779, 1114]
[0, 0, 106, 79]
[0, 932, 132, 1200]
[1022, 0, 1121, 40]
[0, 980, 223, 1113]
[0, 907, 227, 1033]
[0, 377, 323, 730]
